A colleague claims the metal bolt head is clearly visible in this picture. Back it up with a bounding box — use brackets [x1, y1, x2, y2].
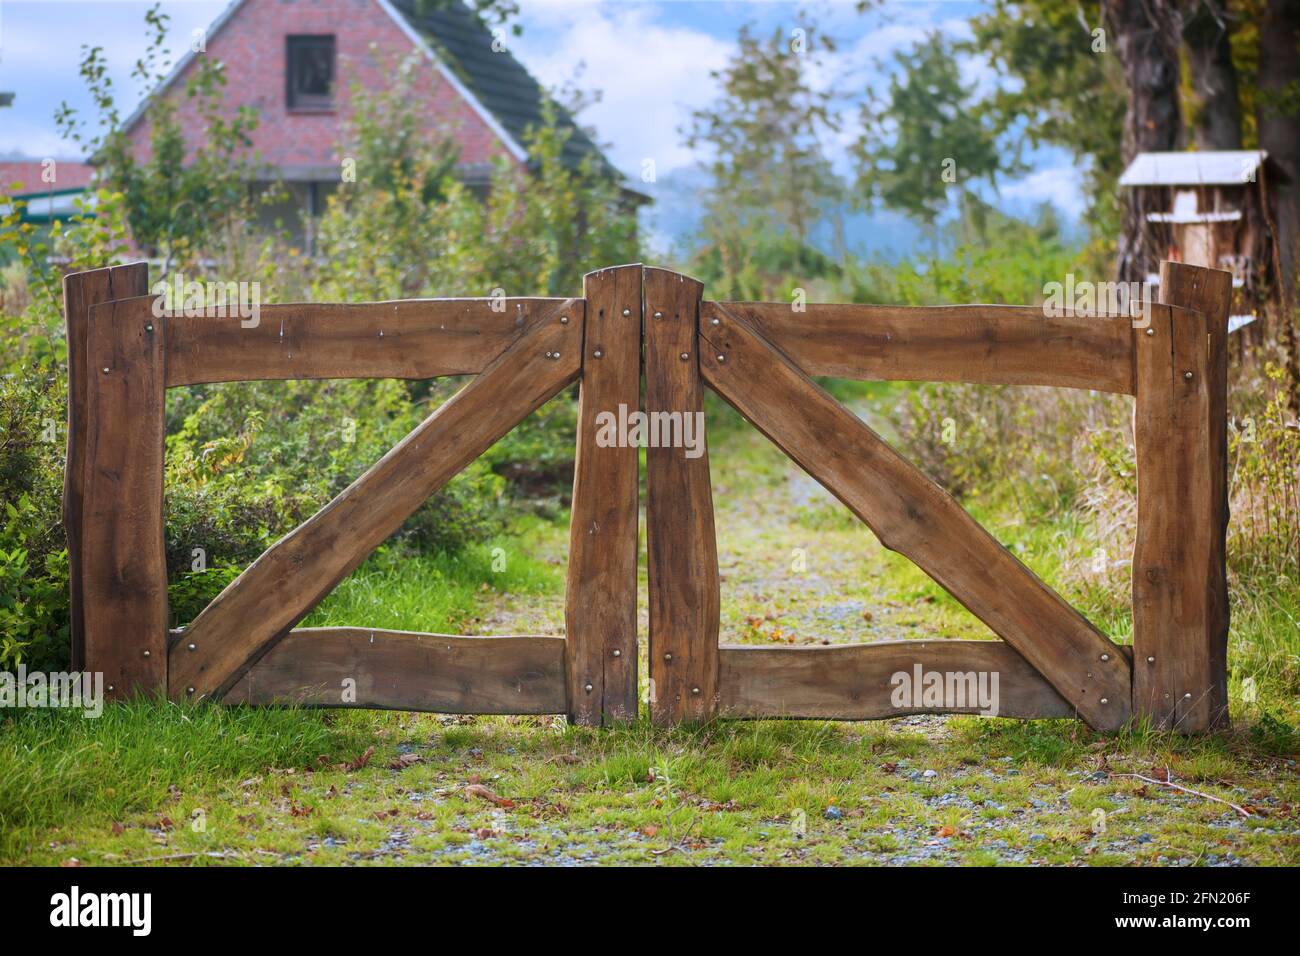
[1100, 698, 1109, 705]
[710, 317, 720, 326]
[1184, 371, 1194, 380]
[621, 308, 631, 317]
[680, 352, 689, 361]
[717, 354, 726, 363]
[664, 653, 672, 662]
[1145, 327, 1155, 336]
[188, 643, 196, 651]
[585, 683, 593, 693]
[559, 315, 569, 324]
[186, 687, 195, 695]
[593, 349, 603, 358]
[145, 324, 154, 333]
[691, 686, 701, 695]
[550, 351, 561, 360]
[142, 649, 151, 658]
[102, 367, 110, 374]
[612, 649, 621, 657]
[1183, 692, 1192, 700]
[653, 311, 663, 319]
[106, 684, 114, 693]
[1147, 656, 1155, 664]
[1100, 653, 1110, 662]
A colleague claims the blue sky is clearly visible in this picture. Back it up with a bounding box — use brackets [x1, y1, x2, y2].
[0, 0, 1087, 256]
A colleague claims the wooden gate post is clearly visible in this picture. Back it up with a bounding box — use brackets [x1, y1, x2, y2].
[1133, 261, 1232, 731]
[64, 263, 150, 671]
[78, 291, 169, 697]
[565, 265, 643, 725]
[644, 268, 720, 723]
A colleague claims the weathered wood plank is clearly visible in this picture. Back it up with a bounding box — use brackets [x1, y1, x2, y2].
[1134, 270, 1226, 731]
[168, 300, 582, 701]
[1154, 262, 1232, 731]
[721, 301, 1137, 394]
[162, 297, 568, 386]
[221, 628, 566, 714]
[719, 641, 1086, 720]
[644, 268, 721, 723]
[565, 265, 642, 725]
[63, 263, 150, 670]
[82, 296, 168, 696]
[699, 303, 1131, 731]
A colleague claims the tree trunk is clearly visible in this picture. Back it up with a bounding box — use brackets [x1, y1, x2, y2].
[1259, 0, 1300, 302]
[1103, 0, 1184, 282]
[1183, 1, 1242, 149]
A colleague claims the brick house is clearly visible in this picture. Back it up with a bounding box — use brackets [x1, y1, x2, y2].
[8, 0, 635, 242]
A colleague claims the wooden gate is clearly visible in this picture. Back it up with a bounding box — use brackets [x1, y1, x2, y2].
[64, 259, 1231, 733]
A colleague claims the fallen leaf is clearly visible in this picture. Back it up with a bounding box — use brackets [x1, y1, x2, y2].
[643, 824, 659, 837]
[156, 817, 175, 831]
[343, 746, 375, 772]
[474, 827, 496, 838]
[936, 825, 955, 837]
[110, 822, 125, 836]
[388, 753, 422, 770]
[464, 783, 514, 808]
[60, 858, 82, 867]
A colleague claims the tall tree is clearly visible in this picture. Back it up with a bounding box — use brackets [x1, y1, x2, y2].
[1102, 0, 1184, 282]
[1257, 0, 1300, 300]
[1182, 0, 1243, 148]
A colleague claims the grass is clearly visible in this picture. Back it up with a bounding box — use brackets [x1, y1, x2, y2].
[1, 384, 1297, 866]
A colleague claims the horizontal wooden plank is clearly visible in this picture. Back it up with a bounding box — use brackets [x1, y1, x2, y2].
[219, 628, 567, 713]
[713, 301, 1140, 394]
[719, 641, 1084, 720]
[156, 296, 571, 386]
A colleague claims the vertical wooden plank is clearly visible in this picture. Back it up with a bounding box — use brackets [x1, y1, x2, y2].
[63, 263, 150, 670]
[82, 296, 168, 696]
[1160, 261, 1233, 729]
[643, 268, 720, 724]
[565, 265, 642, 725]
[1133, 297, 1221, 731]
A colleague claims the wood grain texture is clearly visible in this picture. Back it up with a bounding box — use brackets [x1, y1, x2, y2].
[168, 300, 582, 701]
[221, 628, 567, 714]
[700, 303, 1131, 731]
[82, 296, 168, 696]
[1155, 262, 1232, 731]
[565, 265, 642, 725]
[722, 301, 1137, 394]
[63, 263, 150, 670]
[644, 268, 721, 723]
[163, 297, 568, 386]
[1134, 283, 1224, 731]
[719, 641, 1084, 720]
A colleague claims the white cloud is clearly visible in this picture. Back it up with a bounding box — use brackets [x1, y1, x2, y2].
[1000, 163, 1087, 221]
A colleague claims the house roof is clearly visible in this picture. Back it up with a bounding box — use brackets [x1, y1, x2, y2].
[118, 0, 620, 182]
[1119, 150, 1268, 187]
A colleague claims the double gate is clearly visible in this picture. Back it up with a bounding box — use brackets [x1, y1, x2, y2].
[64, 260, 1231, 733]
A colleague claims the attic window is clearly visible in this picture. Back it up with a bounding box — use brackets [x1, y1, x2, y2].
[287, 35, 335, 110]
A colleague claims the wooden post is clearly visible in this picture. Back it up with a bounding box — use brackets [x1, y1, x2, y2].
[565, 265, 642, 725]
[1133, 261, 1232, 731]
[644, 268, 720, 724]
[63, 263, 150, 670]
[81, 295, 169, 696]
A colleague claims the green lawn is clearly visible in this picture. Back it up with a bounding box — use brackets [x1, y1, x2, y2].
[2, 387, 1297, 866]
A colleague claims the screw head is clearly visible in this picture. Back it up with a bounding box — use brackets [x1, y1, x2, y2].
[710, 317, 720, 326]
[612, 649, 621, 657]
[585, 683, 593, 693]
[1183, 692, 1192, 700]
[186, 687, 195, 695]
[680, 352, 689, 361]
[106, 684, 115, 693]
[188, 643, 196, 651]
[142, 649, 151, 658]
[550, 351, 561, 360]
[102, 367, 110, 374]
[653, 311, 663, 319]
[1184, 371, 1194, 380]
[593, 349, 603, 358]
[1100, 653, 1110, 662]
[145, 324, 154, 333]
[622, 308, 631, 317]
[717, 354, 726, 363]
[664, 653, 672, 662]
[1101, 698, 1109, 704]
[559, 315, 569, 324]
[691, 686, 701, 695]
[1147, 656, 1155, 664]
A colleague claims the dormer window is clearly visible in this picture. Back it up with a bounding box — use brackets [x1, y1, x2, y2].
[287, 35, 335, 110]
